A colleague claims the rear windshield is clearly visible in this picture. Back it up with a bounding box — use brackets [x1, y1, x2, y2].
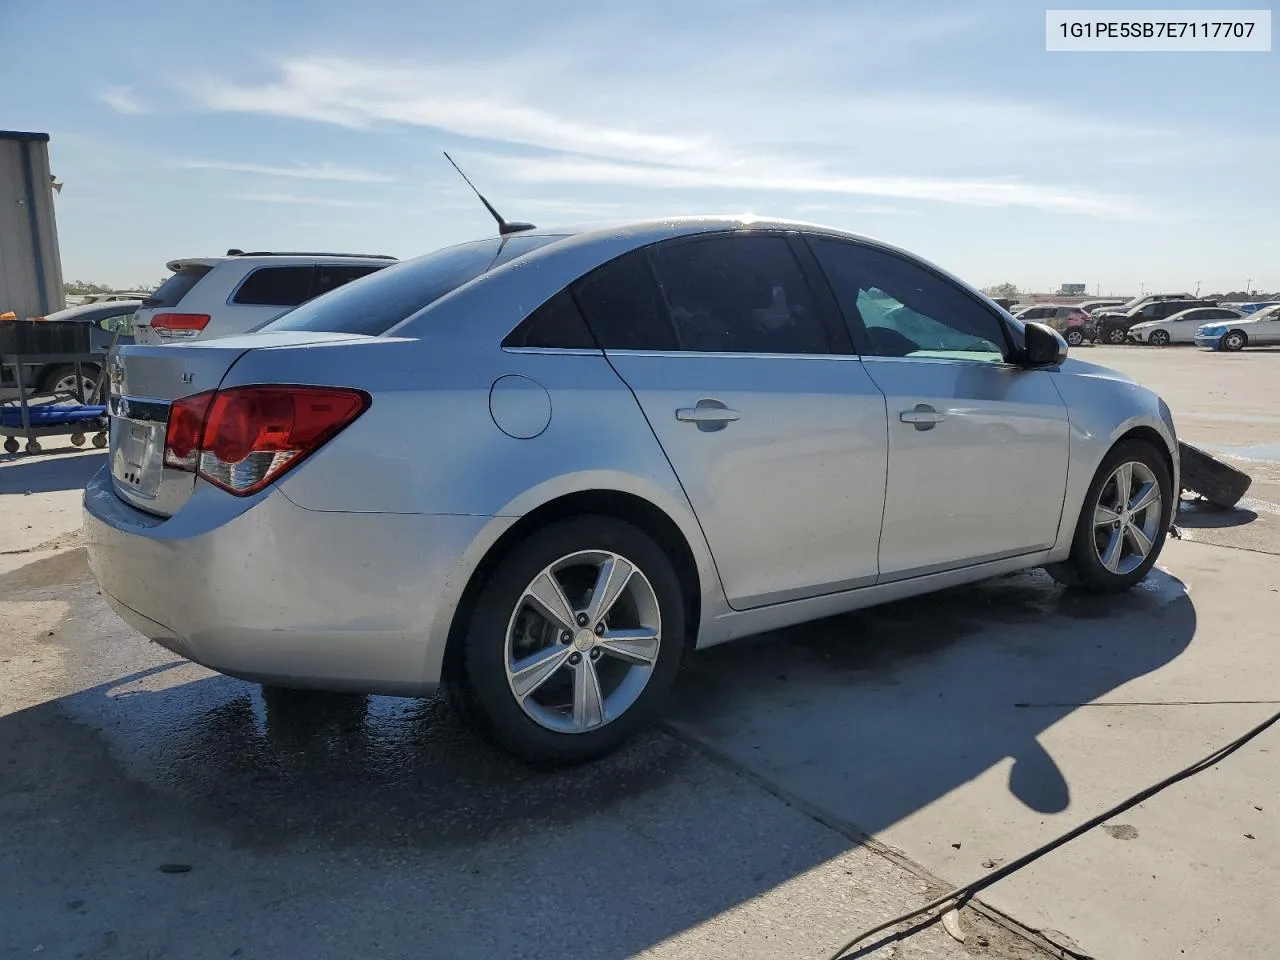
[262, 235, 563, 336]
[144, 265, 213, 307]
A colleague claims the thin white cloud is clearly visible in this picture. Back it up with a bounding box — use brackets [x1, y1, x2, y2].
[181, 56, 1145, 218]
[188, 58, 708, 165]
[229, 192, 381, 208]
[476, 155, 1139, 219]
[176, 159, 397, 183]
[98, 85, 142, 115]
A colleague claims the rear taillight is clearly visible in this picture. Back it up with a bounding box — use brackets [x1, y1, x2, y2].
[152, 313, 211, 337]
[162, 385, 369, 496]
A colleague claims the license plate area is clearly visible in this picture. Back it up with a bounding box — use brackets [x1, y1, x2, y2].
[109, 397, 170, 500]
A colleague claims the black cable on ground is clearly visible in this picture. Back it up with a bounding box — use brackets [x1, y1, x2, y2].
[827, 707, 1280, 960]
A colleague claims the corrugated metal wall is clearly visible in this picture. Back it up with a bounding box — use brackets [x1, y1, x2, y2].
[0, 132, 64, 319]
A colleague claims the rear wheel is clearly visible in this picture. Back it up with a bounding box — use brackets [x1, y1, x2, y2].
[1105, 326, 1128, 345]
[1065, 329, 1085, 347]
[1148, 329, 1170, 346]
[449, 516, 686, 765]
[39, 364, 100, 398]
[1045, 440, 1172, 592]
[1221, 330, 1248, 352]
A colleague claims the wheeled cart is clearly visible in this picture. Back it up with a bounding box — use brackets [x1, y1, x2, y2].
[1, 324, 114, 455]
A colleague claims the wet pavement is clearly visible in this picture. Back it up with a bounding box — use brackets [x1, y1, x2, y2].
[4, 344, 1280, 959]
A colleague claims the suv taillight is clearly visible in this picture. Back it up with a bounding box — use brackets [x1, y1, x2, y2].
[163, 385, 369, 495]
[152, 313, 211, 337]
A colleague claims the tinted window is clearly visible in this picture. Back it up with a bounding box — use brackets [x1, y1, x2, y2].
[145, 265, 212, 308]
[810, 237, 1006, 361]
[574, 250, 678, 351]
[1205, 309, 1236, 319]
[232, 266, 315, 307]
[502, 289, 597, 349]
[313, 264, 385, 297]
[264, 235, 562, 336]
[645, 234, 828, 354]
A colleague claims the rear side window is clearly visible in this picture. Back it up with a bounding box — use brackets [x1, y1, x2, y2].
[502, 290, 597, 349]
[646, 234, 829, 354]
[574, 251, 678, 351]
[233, 266, 315, 307]
[262, 235, 562, 336]
[145, 265, 212, 308]
[313, 264, 385, 297]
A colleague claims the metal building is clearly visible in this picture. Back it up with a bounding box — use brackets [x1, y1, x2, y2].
[1, 131, 64, 319]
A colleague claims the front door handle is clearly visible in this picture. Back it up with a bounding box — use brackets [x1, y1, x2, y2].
[676, 399, 740, 432]
[900, 404, 945, 431]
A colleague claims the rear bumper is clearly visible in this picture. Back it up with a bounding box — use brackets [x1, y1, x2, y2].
[83, 467, 506, 695]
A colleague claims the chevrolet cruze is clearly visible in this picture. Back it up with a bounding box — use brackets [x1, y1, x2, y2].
[84, 217, 1179, 763]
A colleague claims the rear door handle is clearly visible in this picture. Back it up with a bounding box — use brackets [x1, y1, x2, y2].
[900, 404, 945, 430]
[676, 399, 740, 431]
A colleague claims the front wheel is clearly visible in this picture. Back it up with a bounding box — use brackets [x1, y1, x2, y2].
[1045, 440, 1173, 593]
[1221, 330, 1248, 352]
[1105, 326, 1128, 345]
[1148, 330, 1170, 346]
[449, 516, 686, 765]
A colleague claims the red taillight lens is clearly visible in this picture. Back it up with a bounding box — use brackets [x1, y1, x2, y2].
[161, 386, 368, 496]
[163, 391, 215, 471]
[152, 312, 211, 334]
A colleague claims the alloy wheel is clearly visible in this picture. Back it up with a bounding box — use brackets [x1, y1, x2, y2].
[504, 550, 661, 734]
[1149, 330, 1169, 346]
[1223, 332, 1246, 351]
[1066, 330, 1084, 346]
[52, 373, 95, 397]
[1107, 327, 1127, 344]
[1092, 461, 1163, 575]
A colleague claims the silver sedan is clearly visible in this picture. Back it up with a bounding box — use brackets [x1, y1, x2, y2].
[84, 217, 1179, 764]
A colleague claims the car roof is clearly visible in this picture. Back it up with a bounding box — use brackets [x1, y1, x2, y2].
[42, 300, 144, 321]
[163, 253, 397, 272]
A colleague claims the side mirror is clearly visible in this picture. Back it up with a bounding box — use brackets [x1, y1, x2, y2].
[1023, 321, 1068, 366]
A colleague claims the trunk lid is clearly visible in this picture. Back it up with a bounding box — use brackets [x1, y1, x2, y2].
[107, 331, 367, 516]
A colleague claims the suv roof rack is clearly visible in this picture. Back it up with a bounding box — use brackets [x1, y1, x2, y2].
[224, 249, 397, 260]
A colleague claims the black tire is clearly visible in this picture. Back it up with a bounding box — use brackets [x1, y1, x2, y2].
[70, 432, 86, 447]
[449, 515, 687, 765]
[1065, 329, 1085, 347]
[1105, 326, 1128, 345]
[1179, 441, 1251, 508]
[25, 440, 41, 454]
[1045, 439, 1173, 593]
[92, 433, 107, 449]
[1220, 329, 1248, 352]
[39, 364, 100, 397]
[1148, 330, 1170, 346]
[3, 438, 18, 454]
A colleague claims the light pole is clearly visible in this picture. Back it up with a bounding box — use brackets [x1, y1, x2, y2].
[1139, 282, 1146, 297]
[1246, 278, 1253, 296]
[1195, 280, 1202, 296]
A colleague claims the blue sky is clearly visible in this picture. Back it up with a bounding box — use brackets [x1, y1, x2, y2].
[4, 0, 1277, 293]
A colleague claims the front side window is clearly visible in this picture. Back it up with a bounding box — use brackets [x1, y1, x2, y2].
[810, 237, 1007, 361]
[645, 234, 830, 354]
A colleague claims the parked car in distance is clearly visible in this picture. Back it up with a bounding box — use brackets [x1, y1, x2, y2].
[132, 251, 396, 345]
[84, 216, 1179, 764]
[1129, 306, 1244, 345]
[1236, 300, 1280, 316]
[1015, 304, 1094, 345]
[1094, 298, 1219, 344]
[1079, 299, 1127, 315]
[1195, 303, 1280, 351]
[80, 292, 150, 305]
[0, 299, 141, 400]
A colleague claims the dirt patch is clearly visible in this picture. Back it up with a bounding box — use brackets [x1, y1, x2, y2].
[1103, 823, 1140, 840]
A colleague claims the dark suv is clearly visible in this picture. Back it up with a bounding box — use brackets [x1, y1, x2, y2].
[1094, 298, 1218, 344]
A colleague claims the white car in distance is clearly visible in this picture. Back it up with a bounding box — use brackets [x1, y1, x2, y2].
[1129, 306, 1244, 345]
[1195, 303, 1280, 351]
[132, 251, 396, 345]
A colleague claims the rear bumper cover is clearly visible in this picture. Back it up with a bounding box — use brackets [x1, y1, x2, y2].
[83, 467, 505, 694]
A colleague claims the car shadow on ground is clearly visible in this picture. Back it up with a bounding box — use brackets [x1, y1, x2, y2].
[1176, 499, 1258, 529]
[0, 449, 105, 493]
[0, 552, 1196, 960]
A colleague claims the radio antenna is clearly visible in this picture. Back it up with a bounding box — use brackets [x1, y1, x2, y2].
[442, 151, 536, 236]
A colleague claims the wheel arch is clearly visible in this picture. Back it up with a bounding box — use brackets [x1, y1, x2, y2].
[440, 489, 705, 690]
[1113, 425, 1176, 492]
